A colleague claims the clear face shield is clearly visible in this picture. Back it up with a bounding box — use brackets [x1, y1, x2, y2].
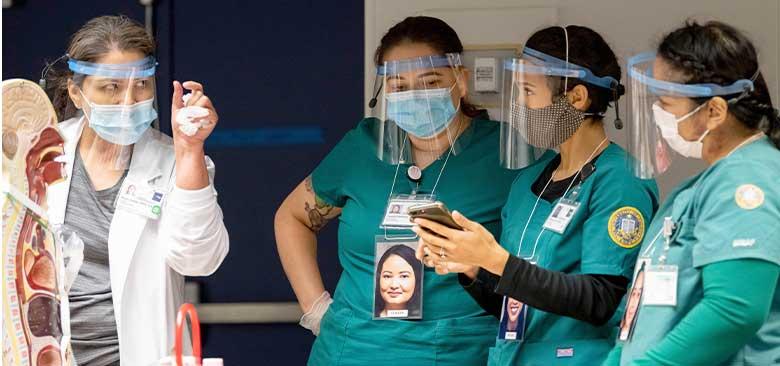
[625, 52, 755, 179]
[499, 47, 620, 169]
[372, 53, 468, 165]
[68, 56, 158, 171]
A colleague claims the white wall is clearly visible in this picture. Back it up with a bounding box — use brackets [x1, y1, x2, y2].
[365, 0, 780, 196]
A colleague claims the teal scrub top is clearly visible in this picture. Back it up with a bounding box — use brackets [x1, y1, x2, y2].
[308, 118, 520, 366]
[620, 136, 780, 365]
[488, 143, 660, 366]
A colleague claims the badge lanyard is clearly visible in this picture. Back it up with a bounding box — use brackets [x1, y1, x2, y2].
[381, 121, 462, 240]
[384, 134, 454, 204]
[497, 138, 607, 342]
[515, 138, 607, 263]
[639, 225, 665, 261]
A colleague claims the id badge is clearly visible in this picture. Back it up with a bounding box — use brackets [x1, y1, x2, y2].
[543, 198, 580, 234]
[380, 194, 435, 229]
[116, 180, 166, 220]
[618, 262, 647, 341]
[643, 265, 678, 307]
[497, 296, 527, 341]
[373, 236, 423, 320]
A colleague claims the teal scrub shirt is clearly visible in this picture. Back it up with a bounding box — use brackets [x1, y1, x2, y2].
[308, 118, 520, 366]
[619, 136, 780, 365]
[489, 143, 659, 366]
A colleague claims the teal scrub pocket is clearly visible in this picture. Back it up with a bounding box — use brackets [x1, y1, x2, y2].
[487, 339, 517, 366]
[434, 314, 498, 365]
[488, 338, 615, 366]
[308, 305, 354, 366]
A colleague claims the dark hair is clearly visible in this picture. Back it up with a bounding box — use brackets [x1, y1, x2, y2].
[374, 16, 481, 118]
[525, 25, 623, 118]
[658, 20, 780, 148]
[373, 244, 422, 318]
[44, 15, 155, 121]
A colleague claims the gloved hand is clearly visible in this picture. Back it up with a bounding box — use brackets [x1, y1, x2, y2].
[52, 225, 84, 293]
[299, 291, 333, 336]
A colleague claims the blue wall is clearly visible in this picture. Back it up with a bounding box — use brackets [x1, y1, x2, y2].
[3, 1, 363, 364]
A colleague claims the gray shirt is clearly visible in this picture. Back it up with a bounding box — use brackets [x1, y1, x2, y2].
[65, 152, 127, 366]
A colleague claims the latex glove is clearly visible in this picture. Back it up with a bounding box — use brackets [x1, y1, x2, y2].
[299, 291, 333, 336]
[53, 225, 84, 293]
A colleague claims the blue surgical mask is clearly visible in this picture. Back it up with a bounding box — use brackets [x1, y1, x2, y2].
[386, 87, 458, 138]
[80, 90, 157, 145]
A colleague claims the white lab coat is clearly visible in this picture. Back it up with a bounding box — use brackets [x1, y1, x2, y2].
[47, 117, 229, 365]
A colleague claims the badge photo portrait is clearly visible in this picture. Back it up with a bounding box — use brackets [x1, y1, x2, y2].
[498, 296, 527, 340]
[619, 261, 647, 341]
[373, 242, 423, 319]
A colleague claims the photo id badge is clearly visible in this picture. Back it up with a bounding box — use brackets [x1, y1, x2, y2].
[618, 262, 647, 341]
[643, 265, 678, 307]
[497, 296, 527, 341]
[116, 180, 165, 220]
[373, 237, 423, 320]
[543, 198, 580, 234]
[380, 194, 435, 229]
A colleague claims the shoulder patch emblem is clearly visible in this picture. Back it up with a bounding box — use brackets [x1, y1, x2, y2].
[608, 206, 645, 248]
[735, 184, 764, 210]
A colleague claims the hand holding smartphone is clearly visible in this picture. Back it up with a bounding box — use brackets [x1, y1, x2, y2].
[407, 201, 463, 230]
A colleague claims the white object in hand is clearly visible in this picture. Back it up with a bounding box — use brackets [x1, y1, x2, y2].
[299, 291, 333, 336]
[176, 104, 210, 136]
[54, 226, 84, 293]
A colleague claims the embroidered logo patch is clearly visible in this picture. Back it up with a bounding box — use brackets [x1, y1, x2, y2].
[735, 184, 764, 210]
[608, 206, 645, 248]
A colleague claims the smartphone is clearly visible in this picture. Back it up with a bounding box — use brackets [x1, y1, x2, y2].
[407, 201, 463, 230]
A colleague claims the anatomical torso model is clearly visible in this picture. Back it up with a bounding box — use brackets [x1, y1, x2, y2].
[2, 79, 72, 366]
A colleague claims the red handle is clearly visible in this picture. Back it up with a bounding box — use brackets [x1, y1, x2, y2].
[175, 303, 202, 366]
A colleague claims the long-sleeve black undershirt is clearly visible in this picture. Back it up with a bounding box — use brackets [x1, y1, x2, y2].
[458, 151, 629, 326]
[459, 262, 628, 326]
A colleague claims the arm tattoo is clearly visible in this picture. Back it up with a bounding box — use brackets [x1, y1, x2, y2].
[304, 176, 337, 232]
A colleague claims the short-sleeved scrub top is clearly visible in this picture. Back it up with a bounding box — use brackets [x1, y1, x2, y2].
[619, 135, 780, 366]
[309, 118, 521, 366]
[488, 143, 660, 366]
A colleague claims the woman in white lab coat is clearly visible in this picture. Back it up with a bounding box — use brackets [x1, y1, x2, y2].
[43, 15, 229, 365]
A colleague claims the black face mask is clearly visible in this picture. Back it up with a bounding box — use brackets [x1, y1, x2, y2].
[511, 96, 585, 149]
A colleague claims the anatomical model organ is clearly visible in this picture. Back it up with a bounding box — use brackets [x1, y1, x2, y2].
[2, 79, 72, 366]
